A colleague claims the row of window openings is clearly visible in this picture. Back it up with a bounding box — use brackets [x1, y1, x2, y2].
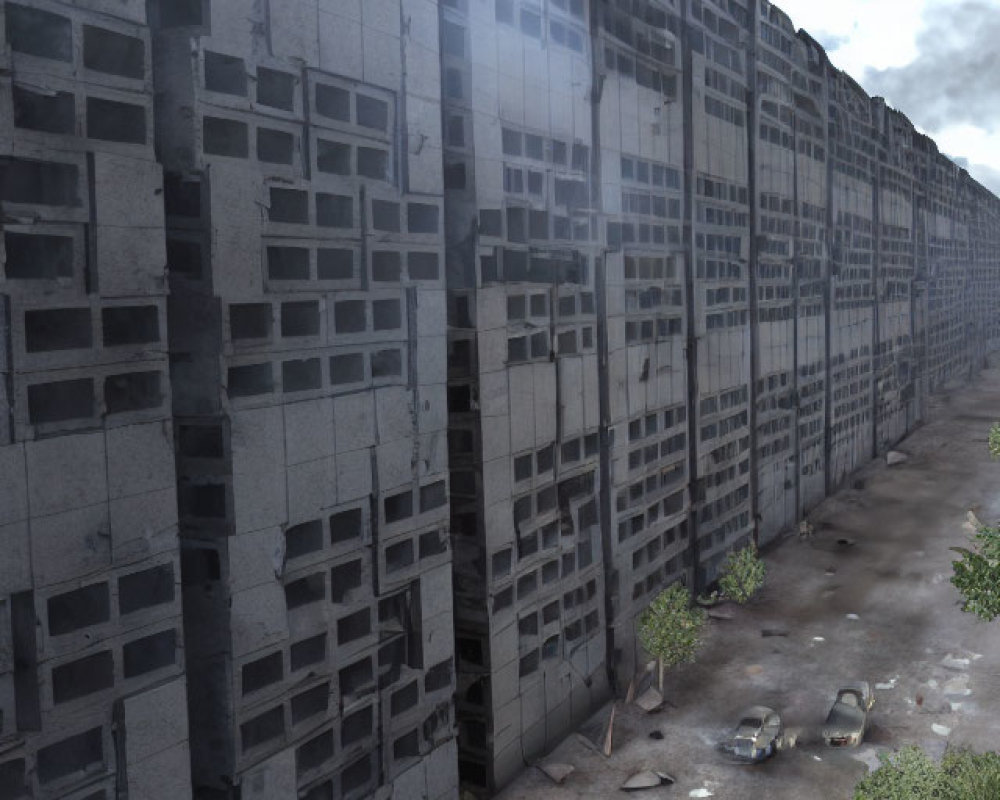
[696, 175, 749, 205]
[508, 291, 595, 321]
[616, 495, 687, 544]
[704, 286, 747, 305]
[696, 258, 744, 280]
[501, 128, 590, 172]
[264, 188, 439, 235]
[632, 560, 685, 601]
[629, 521, 688, 572]
[6, 4, 144, 78]
[700, 410, 748, 442]
[479, 211, 594, 248]
[203, 117, 391, 182]
[518, 610, 600, 678]
[501, 579, 599, 630]
[28, 372, 162, 426]
[21, 306, 158, 353]
[615, 462, 685, 514]
[490, 2, 587, 51]
[622, 191, 682, 220]
[13, 87, 148, 145]
[626, 432, 687, 471]
[607, 221, 682, 248]
[512, 434, 600, 484]
[507, 326, 595, 361]
[626, 286, 683, 311]
[603, 43, 678, 96]
[229, 297, 401, 342]
[623, 255, 678, 281]
[705, 308, 749, 329]
[227, 350, 403, 399]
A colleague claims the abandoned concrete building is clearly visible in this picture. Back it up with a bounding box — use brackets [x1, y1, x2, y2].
[1, 0, 999, 799]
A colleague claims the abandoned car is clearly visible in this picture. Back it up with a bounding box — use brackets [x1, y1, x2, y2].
[717, 706, 784, 762]
[821, 682, 874, 747]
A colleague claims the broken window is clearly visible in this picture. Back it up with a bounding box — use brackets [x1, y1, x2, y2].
[330, 508, 363, 544]
[317, 139, 351, 174]
[315, 83, 350, 121]
[229, 304, 271, 340]
[84, 26, 144, 78]
[334, 300, 365, 333]
[420, 481, 446, 512]
[285, 573, 325, 608]
[357, 147, 389, 180]
[28, 378, 94, 424]
[289, 633, 326, 671]
[372, 251, 401, 282]
[13, 85, 74, 134]
[372, 299, 400, 330]
[52, 650, 114, 703]
[87, 97, 146, 144]
[371, 349, 402, 378]
[257, 67, 294, 110]
[103, 306, 159, 346]
[285, 520, 323, 560]
[36, 727, 103, 784]
[408, 252, 439, 280]
[48, 583, 110, 636]
[341, 706, 373, 745]
[296, 729, 334, 776]
[268, 189, 309, 224]
[337, 609, 370, 645]
[339, 656, 373, 698]
[203, 51, 246, 95]
[0, 157, 79, 206]
[384, 539, 413, 574]
[104, 371, 162, 413]
[267, 246, 309, 280]
[280, 301, 320, 338]
[330, 560, 363, 603]
[290, 682, 329, 725]
[119, 564, 174, 615]
[24, 308, 92, 353]
[123, 628, 176, 678]
[355, 94, 388, 131]
[242, 652, 283, 695]
[203, 117, 248, 158]
[316, 193, 353, 228]
[6, 4, 72, 61]
[372, 200, 400, 232]
[384, 490, 412, 523]
[241, 706, 284, 752]
[390, 681, 418, 716]
[4, 232, 73, 280]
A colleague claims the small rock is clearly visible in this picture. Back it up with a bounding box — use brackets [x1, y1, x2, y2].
[746, 664, 764, 676]
[942, 654, 970, 671]
[812, 636, 826, 642]
[875, 676, 898, 690]
[846, 613, 860, 620]
[886, 450, 908, 465]
[635, 687, 665, 713]
[649, 730, 664, 740]
[537, 763, 575, 784]
[942, 676, 971, 696]
[813, 755, 822, 761]
[931, 723, 951, 737]
[621, 771, 675, 791]
[949, 702, 964, 712]
[689, 789, 714, 798]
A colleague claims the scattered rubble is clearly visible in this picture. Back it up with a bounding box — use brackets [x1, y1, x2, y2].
[621, 771, 675, 791]
[886, 450, 909, 465]
[845, 613, 860, 620]
[537, 763, 575, 785]
[932, 723, 952, 737]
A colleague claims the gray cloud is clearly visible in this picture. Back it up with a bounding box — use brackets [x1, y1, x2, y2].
[863, 0, 1000, 134]
[966, 162, 1000, 195]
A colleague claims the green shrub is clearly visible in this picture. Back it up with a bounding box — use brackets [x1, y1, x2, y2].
[950, 526, 1000, 622]
[637, 583, 706, 690]
[718, 543, 765, 604]
[988, 422, 1000, 460]
[854, 747, 1000, 800]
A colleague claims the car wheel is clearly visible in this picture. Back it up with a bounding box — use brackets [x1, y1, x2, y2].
[765, 742, 774, 758]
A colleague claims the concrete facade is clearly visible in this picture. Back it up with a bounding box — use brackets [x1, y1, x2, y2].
[0, 1, 189, 798]
[1, 1, 1000, 799]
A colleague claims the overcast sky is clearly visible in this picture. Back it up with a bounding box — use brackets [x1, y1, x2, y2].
[774, 0, 1000, 194]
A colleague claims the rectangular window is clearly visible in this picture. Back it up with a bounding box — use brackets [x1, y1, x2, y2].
[6, 3, 72, 61]
[83, 26, 144, 79]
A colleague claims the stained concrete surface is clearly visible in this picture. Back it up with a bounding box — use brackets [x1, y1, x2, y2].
[497, 361, 1000, 800]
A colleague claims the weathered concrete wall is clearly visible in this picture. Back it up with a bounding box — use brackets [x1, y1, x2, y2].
[0, 1, 189, 797]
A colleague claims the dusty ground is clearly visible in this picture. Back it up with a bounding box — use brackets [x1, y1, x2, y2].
[497, 363, 1000, 800]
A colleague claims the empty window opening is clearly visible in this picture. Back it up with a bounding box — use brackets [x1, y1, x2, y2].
[519, 650, 539, 677]
[407, 203, 439, 234]
[315, 83, 350, 121]
[290, 633, 326, 671]
[290, 682, 329, 725]
[119, 563, 174, 615]
[267, 246, 309, 280]
[341, 706, 373, 745]
[159, 0, 203, 27]
[203, 51, 246, 95]
[180, 483, 226, 518]
[339, 657, 373, 698]
[13, 85, 74, 133]
[316, 193, 353, 228]
[390, 681, 418, 716]
[52, 650, 114, 703]
[408, 252, 439, 280]
[241, 706, 284, 752]
[330, 560, 363, 603]
[357, 147, 389, 180]
[303, 781, 333, 800]
[180, 547, 221, 585]
[164, 173, 201, 217]
[123, 628, 176, 678]
[203, 116, 248, 158]
[296, 729, 334, 776]
[229, 303, 271, 340]
[1, 157, 79, 206]
[317, 139, 351, 174]
[372, 251, 401, 282]
[342, 756, 373, 795]
[6, 4, 72, 61]
[384, 539, 413, 574]
[285, 520, 323, 560]
[83, 26, 144, 78]
[355, 94, 388, 131]
[420, 481, 446, 512]
[4, 232, 73, 280]
[372, 299, 401, 330]
[419, 529, 447, 559]
[330, 508, 363, 544]
[166, 238, 201, 275]
[281, 301, 320, 337]
[104, 371, 162, 413]
[285, 572, 325, 609]
[0, 759, 27, 798]
[518, 614, 538, 638]
[384, 491, 412, 523]
[318, 248, 353, 280]
[334, 300, 365, 333]
[330, 354, 364, 385]
[227, 363, 273, 397]
[371, 349, 401, 378]
[282, 358, 322, 392]
[36, 727, 103, 784]
[424, 659, 452, 693]
[24, 308, 91, 352]
[337, 609, 370, 644]
[257, 67, 294, 110]
[48, 582, 109, 636]
[268, 188, 308, 224]
[372, 200, 400, 232]
[28, 378, 93, 424]
[87, 97, 145, 144]
[393, 729, 419, 760]
[492, 549, 512, 578]
[102, 306, 159, 346]
[257, 128, 294, 164]
[242, 652, 283, 695]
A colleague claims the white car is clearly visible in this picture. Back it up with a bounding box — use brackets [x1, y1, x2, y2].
[718, 705, 784, 762]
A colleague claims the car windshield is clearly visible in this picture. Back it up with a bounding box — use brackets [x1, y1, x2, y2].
[738, 717, 762, 729]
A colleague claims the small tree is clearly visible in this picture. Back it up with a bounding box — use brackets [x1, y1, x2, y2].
[718, 543, 766, 604]
[950, 526, 1000, 621]
[637, 582, 706, 692]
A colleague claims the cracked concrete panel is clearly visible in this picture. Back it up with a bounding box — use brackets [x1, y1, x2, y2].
[229, 582, 288, 659]
[30, 504, 111, 588]
[283, 398, 335, 467]
[106, 421, 175, 499]
[26, 431, 107, 518]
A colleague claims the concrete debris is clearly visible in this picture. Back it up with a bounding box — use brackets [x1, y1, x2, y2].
[875, 676, 898, 690]
[603, 705, 617, 757]
[942, 676, 971, 696]
[932, 723, 952, 737]
[689, 788, 714, 798]
[886, 450, 909, 465]
[635, 687, 666, 713]
[621, 771, 675, 791]
[746, 665, 764, 676]
[813, 755, 823, 761]
[941, 654, 970, 670]
[949, 702, 964, 712]
[845, 613, 860, 620]
[649, 730, 665, 740]
[812, 636, 826, 642]
[537, 763, 575, 785]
